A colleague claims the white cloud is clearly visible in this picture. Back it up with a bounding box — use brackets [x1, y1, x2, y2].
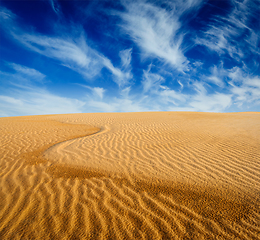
[0, 6, 132, 86]
[49, 0, 61, 16]
[230, 75, 260, 106]
[190, 92, 232, 112]
[8, 63, 46, 82]
[120, 86, 131, 97]
[92, 87, 105, 99]
[113, 98, 147, 112]
[188, 82, 232, 112]
[81, 85, 106, 99]
[195, 0, 259, 61]
[227, 66, 245, 83]
[189, 82, 232, 111]
[0, 62, 86, 117]
[0, 88, 85, 117]
[246, 31, 260, 55]
[195, 27, 244, 61]
[0, 95, 23, 105]
[101, 49, 132, 87]
[0, 7, 14, 20]
[0, 62, 46, 86]
[16, 33, 103, 78]
[206, 64, 226, 87]
[142, 65, 164, 93]
[246, 77, 260, 88]
[85, 97, 147, 113]
[226, 66, 260, 106]
[141, 65, 234, 112]
[141, 65, 189, 108]
[87, 100, 116, 112]
[160, 88, 187, 105]
[119, 48, 132, 68]
[177, 80, 184, 90]
[18, 32, 132, 86]
[207, 76, 223, 87]
[196, 65, 260, 111]
[119, 1, 192, 71]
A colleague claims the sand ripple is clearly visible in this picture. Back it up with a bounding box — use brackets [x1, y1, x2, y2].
[0, 112, 260, 239]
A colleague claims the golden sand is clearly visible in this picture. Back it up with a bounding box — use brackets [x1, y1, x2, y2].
[0, 112, 259, 239]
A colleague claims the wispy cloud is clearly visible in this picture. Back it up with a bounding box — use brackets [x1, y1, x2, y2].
[196, 64, 260, 110]
[0, 87, 84, 117]
[207, 63, 226, 87]
[0, 6, 132, 86]
[17, 33, 104, 79]
[0, 62, 85, 117]
[195, 25, 243, 59]
[82, 86, 148, 113]
[118, 0, 203, 71]
[0, 62, 46, 87]
[141, 65, 187, 106]
[142, 64, 164, 93]
[19, 31, 133, 85]
[8, 63, 46, 82]
[230, 74, 260, 107]
[91, 87, 106, 99]
[195, 0, 260, 61]
[2, 62, 258, 116]
[159, 86, 187, 105]
[189, 82, 232, 112]
[101, 48, 133, 87]
[81, 85, 106, 100]
[86, 97, 148, 113]
[0, 6, 16, 23]
[49, 0, 62, 16]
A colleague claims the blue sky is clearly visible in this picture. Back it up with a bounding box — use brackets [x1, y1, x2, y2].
[0, 0, 259, 117]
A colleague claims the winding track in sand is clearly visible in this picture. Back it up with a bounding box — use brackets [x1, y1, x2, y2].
[0, 112, 260, 239]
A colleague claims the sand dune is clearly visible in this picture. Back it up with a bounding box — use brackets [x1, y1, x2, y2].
[0, 112, 259, 239]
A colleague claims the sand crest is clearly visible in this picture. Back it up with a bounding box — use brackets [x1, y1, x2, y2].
[0, 112, 259, 239]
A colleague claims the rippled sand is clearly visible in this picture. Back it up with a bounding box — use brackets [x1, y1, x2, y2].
[0, 112, 259, 239]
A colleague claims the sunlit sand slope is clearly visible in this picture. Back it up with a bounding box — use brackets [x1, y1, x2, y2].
[0, 112, 259, 239]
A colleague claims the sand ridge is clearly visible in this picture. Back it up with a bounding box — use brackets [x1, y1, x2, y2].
[0, 112, 260, 239]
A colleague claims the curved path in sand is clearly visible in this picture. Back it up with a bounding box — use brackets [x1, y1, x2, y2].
[0, 112, 260, 239]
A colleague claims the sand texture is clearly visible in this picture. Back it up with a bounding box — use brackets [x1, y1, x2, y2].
[0, 112, 260, 239]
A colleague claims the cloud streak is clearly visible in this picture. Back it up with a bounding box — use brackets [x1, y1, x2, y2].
[195, 0, 260, 62]
[8, 63, 46, 82]
[0, 88, 84, 117]
[119, 1, 192, 71]
[49, 0, 61, 16]
[0, 6, 132, 86]
[101, 48, 133, 87]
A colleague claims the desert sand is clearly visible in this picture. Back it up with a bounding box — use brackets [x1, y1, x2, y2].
[0, 112, 259, 239]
